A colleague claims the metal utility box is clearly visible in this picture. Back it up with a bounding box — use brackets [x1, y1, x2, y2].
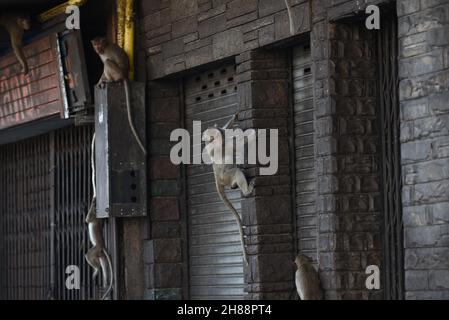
[95, 82, 147, 218]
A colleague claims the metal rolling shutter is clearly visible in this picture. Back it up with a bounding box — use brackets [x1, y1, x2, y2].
[292, 45, 318, 263]
[184, 64, 245, 300]
[0, 125, 114, 300]
[0, 135, 52, 300]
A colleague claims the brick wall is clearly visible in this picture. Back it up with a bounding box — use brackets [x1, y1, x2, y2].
[139, 0, 307, 300]
[138, 0, 449, 300]
[311, 0, 383, 300]
[397, 0, 449, 300]
[143, 80, 186, 299]
[140, 0, 310, 79]
[236, 50, 295, 299]
[140, 0, 386, 300]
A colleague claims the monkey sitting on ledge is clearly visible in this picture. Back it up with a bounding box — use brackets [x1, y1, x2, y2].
[0, 12, 31, 74]
[91, 36, 129, 86]
[91, 36, 146, 155]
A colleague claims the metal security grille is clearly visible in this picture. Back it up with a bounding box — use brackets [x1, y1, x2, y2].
[0, 136, 52, 299]
[53, 125, 117, 300]
[377, 11, 404, 300]
[0, 125, 114, 300]
[292, 44, 318, 263]
[184, 64, 245, 300]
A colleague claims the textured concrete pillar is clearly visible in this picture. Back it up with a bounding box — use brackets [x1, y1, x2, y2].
[311, 2, 383, 299]
[236, 50, 296, 299]
[397, 0, 449, 300]
[144, 80, 186, 300]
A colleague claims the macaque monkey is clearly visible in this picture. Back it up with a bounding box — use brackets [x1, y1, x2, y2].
[294, 254, 323, 300]
[85, 133, 113, 300]
[202, 114, 255, 266]
[0, 12, 31, 74]
[85, 198, 113, 300]
[91, 37, 129, 85]
[91, 36, 146, 154]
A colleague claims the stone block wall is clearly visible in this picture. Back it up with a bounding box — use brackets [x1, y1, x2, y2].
[397, 0, 449, 300]
[311, 0, 384, 300]
[136, 0, 449, 300]
[143, 80, 186, 299]
[236, 50, 296, 299]
[140, 0, 310, 79]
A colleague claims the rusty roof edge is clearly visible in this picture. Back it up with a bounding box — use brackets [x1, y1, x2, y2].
[39, 0, 87, 23]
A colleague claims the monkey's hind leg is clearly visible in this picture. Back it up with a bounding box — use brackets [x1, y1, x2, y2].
[85, 247, 101, 279]
[104, 59, 127, 81]
[232, 170, 254, 197]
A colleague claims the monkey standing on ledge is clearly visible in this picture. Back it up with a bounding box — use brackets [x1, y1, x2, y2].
[0, 12, 31, 74]
[91, 36, 146, 155]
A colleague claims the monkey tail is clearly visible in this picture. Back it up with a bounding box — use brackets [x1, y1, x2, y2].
[216, 184, 249, 266]
[284, 0, 296, 35]
[124, 80, 147, 155]
[101, 249, 114, 300]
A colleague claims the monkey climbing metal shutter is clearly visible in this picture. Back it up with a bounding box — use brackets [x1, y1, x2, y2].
[185, 64, 245, 300]
[292, 44, 318, 263]
[377, 10, 404, 300]
[0, 125, 115, 299]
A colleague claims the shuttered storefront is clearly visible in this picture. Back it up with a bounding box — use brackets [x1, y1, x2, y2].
[292, 44, 318, 263]
[184, 64, 245, 300]
[0, 134, 53, 299]
[0, 125, 114, 299]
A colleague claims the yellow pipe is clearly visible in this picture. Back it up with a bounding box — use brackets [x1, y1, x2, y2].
[123, 0, 135, 80]
[39, 0, 87, 22]
[116, 0, 126, 49]
[116, 0, 134, 80]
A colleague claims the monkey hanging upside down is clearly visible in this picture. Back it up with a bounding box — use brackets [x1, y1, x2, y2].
[85, 133, 113, 300]
[85, 197, 114, 300]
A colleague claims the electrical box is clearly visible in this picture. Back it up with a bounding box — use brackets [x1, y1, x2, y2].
[95, 82, 147, 218]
